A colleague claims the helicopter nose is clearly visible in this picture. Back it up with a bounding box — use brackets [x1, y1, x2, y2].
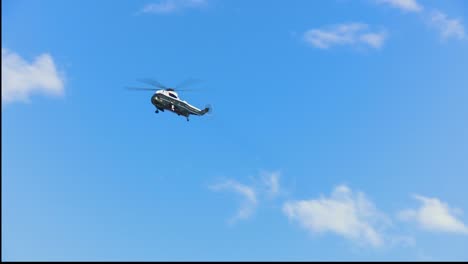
[151, 95, 158, 104]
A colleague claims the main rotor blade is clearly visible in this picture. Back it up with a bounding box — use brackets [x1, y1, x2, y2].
[175, 78, 203, 90]
[125, 86, 159, 91]
[137, 78, 168, 89]
[173, 88, 199, 92]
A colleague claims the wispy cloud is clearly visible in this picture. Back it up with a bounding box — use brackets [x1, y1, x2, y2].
[283, 185, 389, 247]
[373, 1, 466, 41]
[429, 11, 466, 40]
[209, 171, 284, 224]
[140, 0, 207, 14]
[2, 48, 64, 104]
[376, 0, 423, 12]
[303, 23, 387, 49]
[209, 179, 257, 224]
[398, 195, 468, 234]
[260, 171, 281, 198]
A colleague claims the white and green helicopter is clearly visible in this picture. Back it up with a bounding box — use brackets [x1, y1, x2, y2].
[127, 78, 211, 122]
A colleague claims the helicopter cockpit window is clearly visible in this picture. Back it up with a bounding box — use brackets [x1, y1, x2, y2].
[168, 93, 178, 99]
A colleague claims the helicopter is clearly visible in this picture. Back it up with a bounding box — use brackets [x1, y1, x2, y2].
[126, 78, 211, 122]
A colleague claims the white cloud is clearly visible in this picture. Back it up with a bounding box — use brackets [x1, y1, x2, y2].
[209, 180, 257, 224]
[141, 0, 206, 14]
[376, 0, 423, 12]
[283, 185, 388, 247]
[2, 48, 64, 104]
[430, 11, 466, 40]
[303, 23, 387, 49]
[398, 195, 468, 234]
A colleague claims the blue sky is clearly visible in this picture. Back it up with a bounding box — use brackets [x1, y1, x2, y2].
[2, 0, 468, 261]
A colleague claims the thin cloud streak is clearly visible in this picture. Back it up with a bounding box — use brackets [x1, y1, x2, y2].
[140, 0, 207, 14]
[303, 23, 387, 49]
[376, 0, 423, 12]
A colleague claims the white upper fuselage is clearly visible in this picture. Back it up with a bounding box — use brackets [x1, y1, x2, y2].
[156, 89, 180, 100]
[154, 90, 202, 112]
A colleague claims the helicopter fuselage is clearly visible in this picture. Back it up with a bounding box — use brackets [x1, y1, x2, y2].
[151, 89, 209, 121]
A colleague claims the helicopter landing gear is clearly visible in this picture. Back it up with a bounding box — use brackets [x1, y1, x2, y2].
[186, 117, 190, 122]
[155, 109, 159, 113]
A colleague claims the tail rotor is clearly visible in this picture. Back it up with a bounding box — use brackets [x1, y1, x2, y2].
[203, 104, 213, 116]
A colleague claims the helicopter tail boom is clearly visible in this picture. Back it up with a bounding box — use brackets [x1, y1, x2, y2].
[200, 105, 212, 115]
